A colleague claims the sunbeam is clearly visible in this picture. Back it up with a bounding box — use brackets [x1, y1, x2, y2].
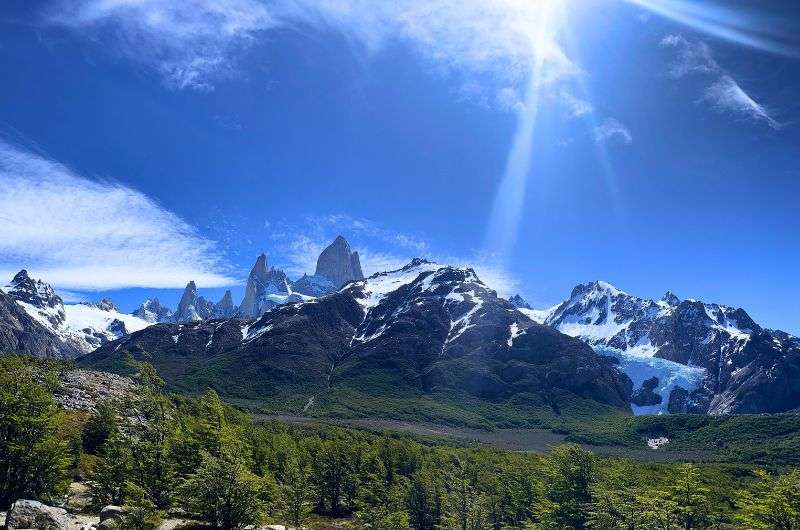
[625, 0, 800, 57]
[485, 0, 568, 260]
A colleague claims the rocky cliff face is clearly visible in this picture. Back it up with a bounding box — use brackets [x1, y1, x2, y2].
[532, 281, 800, 414]
[81, 260, 633, 412]
[314, 236, 364, 288]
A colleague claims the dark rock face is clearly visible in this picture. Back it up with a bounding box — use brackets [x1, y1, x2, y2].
[0, 289, 77, 358]
[668, 387, 690, 414]
[314, 236, 364, 288]
[544, 281, 800, 414]
[82, 260, 633, 411]
[632, 377, 662, 407]
[508, 294, 532, 309]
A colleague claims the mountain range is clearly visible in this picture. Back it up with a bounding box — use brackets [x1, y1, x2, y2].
[1, 235, 798, 419]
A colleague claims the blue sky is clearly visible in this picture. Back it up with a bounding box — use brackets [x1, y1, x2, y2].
[1, 0, 799, 333]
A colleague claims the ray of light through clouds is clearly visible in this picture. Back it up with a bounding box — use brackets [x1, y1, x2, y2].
[40, 0, 795, 292]
[625, 0, 800, 58]
[0, 140, 236, 290]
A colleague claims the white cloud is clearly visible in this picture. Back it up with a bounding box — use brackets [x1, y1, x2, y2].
[594, 118, 633, 145]
[559, 90, 593, 118]
[660, 34, 718, 78]
[0, 140, 236, 290]
[660, 34, 780, 129]
[45, 0, 275, 90]
[45, 0, 578, 101]
[703, 76, 781, 129]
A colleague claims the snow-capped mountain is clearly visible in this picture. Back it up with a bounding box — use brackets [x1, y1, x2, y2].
[85, 259, 632, 411]
[132, 298, 174, 323]
[1, 270, 150, 356]
[291, 236, 364, 297]
[529, 281, 800, 414]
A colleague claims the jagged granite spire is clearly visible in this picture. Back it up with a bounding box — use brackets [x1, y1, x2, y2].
[314, 236, 364, 288]
[213, 290, 237, 318]
[239, 254, 269, 318]
[174, 281, 201, 322]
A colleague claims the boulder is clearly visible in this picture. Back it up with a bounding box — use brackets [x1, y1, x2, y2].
[6, 500, 68, 530]
[98, 505, 126, 530]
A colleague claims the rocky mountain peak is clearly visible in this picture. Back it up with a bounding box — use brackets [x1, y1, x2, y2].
[85, 298, 119, 312]
[239, 254, 272, 317]
[6, 269, 63, 310]
[174, 281, 202, 322]
[508, 294, 532, 309]
[213, 290, 237, 318]
[315, 235, 364, 288]
[661, 291, 681, 307]
[133, 298, 174, 323]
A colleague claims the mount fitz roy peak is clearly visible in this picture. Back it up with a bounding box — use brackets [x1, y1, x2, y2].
[0, 270, 149, 357]
[134, 235, 365, 322]
[523, 281, 800, 414]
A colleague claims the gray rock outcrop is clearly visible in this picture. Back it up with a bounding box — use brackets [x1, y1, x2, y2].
[6, 499, 68, 530]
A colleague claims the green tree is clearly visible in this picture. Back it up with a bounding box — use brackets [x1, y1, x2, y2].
[669, 464, 710, 530]
[88, 430, 132, 507]
[82, 400, 118, 455]
[0, 356, 71, 508]
[540, 444, 595, 530]
[589, 461, 649, 530]
[737, 469, 800, 530]
[407, 466, 442, 530]
[440, 453, 487, 530]
[125, 361, 176, 508]
[281, 454, 313, 529]
[180, 452, 275, 530]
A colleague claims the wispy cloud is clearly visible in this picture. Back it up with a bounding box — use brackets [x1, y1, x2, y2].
[703, 76, 780, 129]
[659, 34, 718, 78]
[660, 34, 781, 129]
[44, 0, 578, 106]
[594, 118, 633, 145]
[559, 90, 593, 118]
[45, 0, 274, 90]
[0, 140, 235, 290]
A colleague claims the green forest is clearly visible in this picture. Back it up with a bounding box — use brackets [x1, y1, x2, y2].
[2, 355, 800, 530]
